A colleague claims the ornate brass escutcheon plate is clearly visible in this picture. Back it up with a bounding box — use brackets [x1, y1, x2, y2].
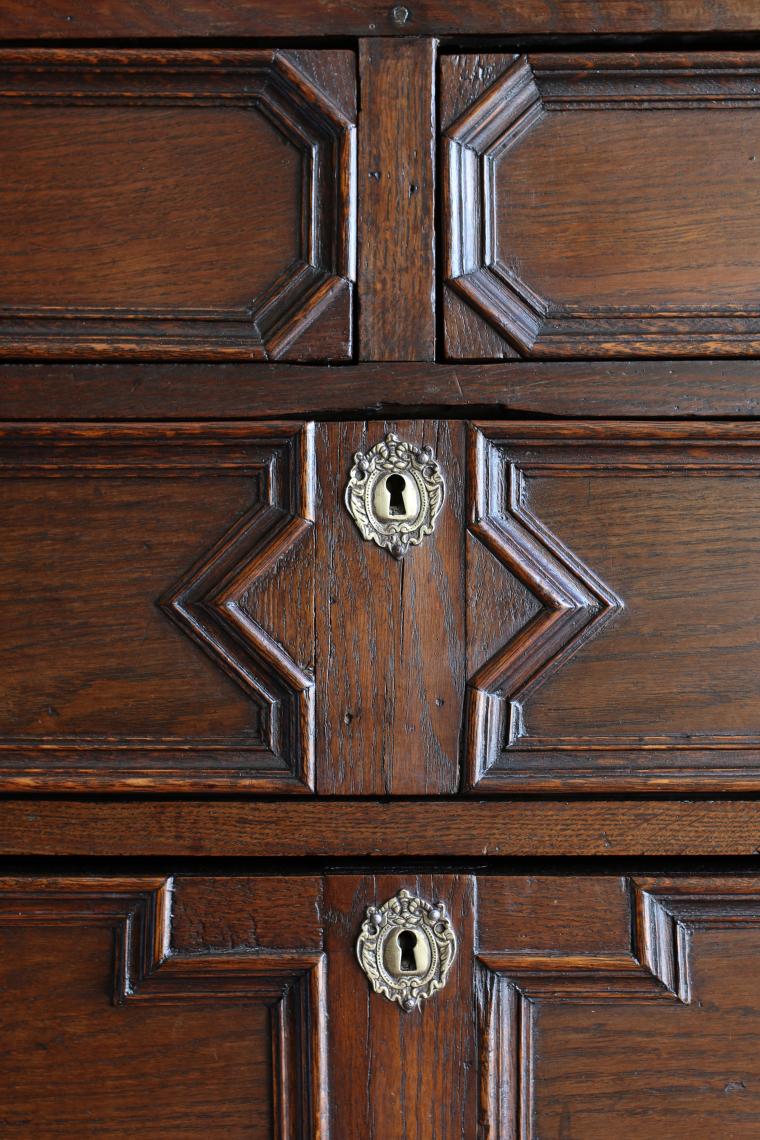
[356, 889, 458, 1011]
[344, 433, 445, 558]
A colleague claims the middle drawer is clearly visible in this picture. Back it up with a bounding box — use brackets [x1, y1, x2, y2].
[2, 417, 758, 794]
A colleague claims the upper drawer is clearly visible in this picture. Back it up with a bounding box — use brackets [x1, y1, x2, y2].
[442, 52, 760, 359]
[0, 49, 356, 360]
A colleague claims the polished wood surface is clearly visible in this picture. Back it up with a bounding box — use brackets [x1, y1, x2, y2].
[5, 872, 760, 1137]
[2, 1, 760, 37]
[6, 799, 760, 856]
[0, 423, 315, 791]
[444, 52, 760, 358]
[325, 873, 476, 1139]
[478, 874, 760, 1138]
[0, 49, 355, 360]
[468, 421, 760, 790]
[6, 418, 760, 794]
[0, 876, 326, 1138]
[7, 360, 760, 420]
[316, 420, 464, 794]
[4, 17, 760, 1138]
[358, 39, 436, 361]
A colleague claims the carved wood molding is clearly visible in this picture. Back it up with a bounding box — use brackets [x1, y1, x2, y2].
[0, 877, 328, 1140]
[444, 53, 760, 358]
[0, 422, 315, 791]
[444, 57, 546, 356]
[0, 49, 356, 361]
[478, 877, 760, 1139]
[160, 423, 316, 792]
[465, 423, 622, 789]
[467, 422, 760, 791]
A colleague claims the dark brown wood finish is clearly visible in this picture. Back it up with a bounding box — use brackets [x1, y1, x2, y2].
[9, 361, 760, 420]
[324, 873, 477, 1139]
[7, 799, 760, 856]
[443, 52, 760, 359]
[0, 422, 316, 791]
[7, 872, 760, 1138]
[316, 420, 465, 795]
[468, 421, 760, 791]
[0, 49, 355, 360]
[477, 874, 760, 1139]
[0, 875, 327, 1138]
[2, 0, 760, 37]
[9, 418, 760, 795]
[358, 38, 436, 361]
[5, 15, 760, 1138]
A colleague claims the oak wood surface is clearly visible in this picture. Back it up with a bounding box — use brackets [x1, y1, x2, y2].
[8, 360, 760, 420]
[0, 49, 355, 361]
[467, 420, 760, 791]
[324, 873, 476, 1139]
[444, 52, 760, 358]
[0, 875, 327, 1138]
[4, 798, 760, 856]
[4, 28, 760, 1137]
[316, 420, 465, 794]
[8, 418, 760, 795]
[1, 0, 759, 37]
[358, 38, 436, 361]
[0, 422, 316, 792]
[477, 874, 760, 1139]
[6, 873, 760, 1138]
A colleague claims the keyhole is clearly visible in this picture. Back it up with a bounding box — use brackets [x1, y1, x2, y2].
[386, 473, 407, 517]
[398, 929, 418, 972]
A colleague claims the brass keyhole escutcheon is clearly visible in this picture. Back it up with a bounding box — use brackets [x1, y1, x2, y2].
[345, 433, 445, 558]
[357, 889, 457, 1011]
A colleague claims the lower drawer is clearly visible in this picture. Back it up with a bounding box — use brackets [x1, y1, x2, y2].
[2, 869, 759, 1137]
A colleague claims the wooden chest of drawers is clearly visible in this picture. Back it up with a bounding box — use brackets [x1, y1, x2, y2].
[5, 6, 760, 1137]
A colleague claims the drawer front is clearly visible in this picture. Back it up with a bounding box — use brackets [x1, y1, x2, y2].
[3, 871, 760, 1138]
[0, 49, 355, 360]
[443, 52, 760, 359]
[7, 418, 760, 794]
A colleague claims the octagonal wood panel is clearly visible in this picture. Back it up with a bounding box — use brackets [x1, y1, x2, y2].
[443, 52, 760, 358]
[0, 49, 356, 360]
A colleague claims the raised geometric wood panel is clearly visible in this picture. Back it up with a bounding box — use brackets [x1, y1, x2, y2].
[6, 873, 760, 1139]
[0, 422, 315, 791]
[0, 49, 355, 360]
[466, 421, 760, 792]
[0, 876, 326, 1138]
[443, 53, 760, 358]
[478, 875, 760, 1140]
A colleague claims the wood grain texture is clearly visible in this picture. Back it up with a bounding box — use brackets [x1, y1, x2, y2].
[444, 52, 760, 358]
[358, 39, 436, 361]
[0, 49, 355, 361]
[316, 420, 465, 794]
[324, 873, 477, 1140]
[477, 875, 760, 1139]
[6, 799, 760, 856]
[468, 421, 760, 791]
[1, 0, 759, 36]
[8, 872, 760, 1138]
[0, 422, 316, 792]
[8, 360, 760, 420]
[0, 876, 327, 1138]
